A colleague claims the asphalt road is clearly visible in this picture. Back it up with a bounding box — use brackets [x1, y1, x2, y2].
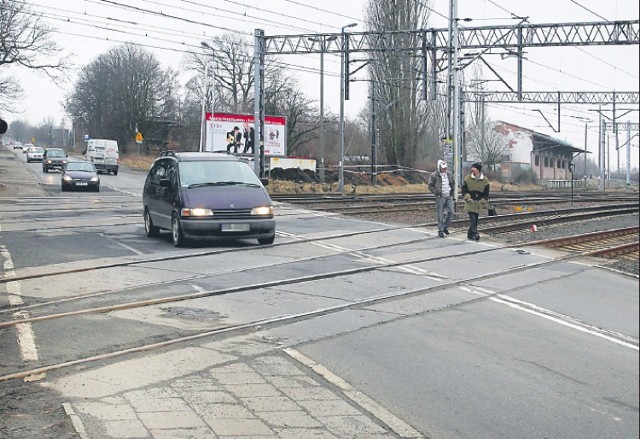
[1, 144, 638, 439]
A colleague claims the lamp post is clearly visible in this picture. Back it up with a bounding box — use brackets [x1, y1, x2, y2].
[309, 35, 336, 184]
[569, 163, 576, 205]
[201, 41, 216, 152]
[339, 23, 357, 193]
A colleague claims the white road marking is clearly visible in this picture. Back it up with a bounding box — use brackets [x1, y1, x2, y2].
[111, 240, 144, 255]
[460, 286, 638, 351]
[284, 347, 424, 438]
[0, 246, 40, 362]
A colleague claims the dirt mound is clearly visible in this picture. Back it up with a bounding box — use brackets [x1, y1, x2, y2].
[270, 167, 431, 187]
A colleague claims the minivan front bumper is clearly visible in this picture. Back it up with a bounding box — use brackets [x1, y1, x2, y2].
[180, 217, 276, 240]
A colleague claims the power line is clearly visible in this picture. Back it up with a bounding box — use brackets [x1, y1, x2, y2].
[567, 0, 608, 20]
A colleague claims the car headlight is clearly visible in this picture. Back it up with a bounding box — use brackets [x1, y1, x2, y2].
[251, 206, 274, 216]
[90, 177, 99, 182]
[181, 208, 214, 217]
[63, 176, 72, 181]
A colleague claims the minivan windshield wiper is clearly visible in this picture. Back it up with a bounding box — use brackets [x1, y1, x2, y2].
[187, 181, 260, 188]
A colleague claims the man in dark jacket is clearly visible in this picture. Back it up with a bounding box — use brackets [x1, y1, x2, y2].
[462, 162, 490, 241]
[428, 160, 455, 238]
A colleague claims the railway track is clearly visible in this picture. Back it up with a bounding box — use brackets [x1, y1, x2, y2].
[527, 227, 639, 261]
[1, 231, 637, 383]
[1, 190, 637, 384]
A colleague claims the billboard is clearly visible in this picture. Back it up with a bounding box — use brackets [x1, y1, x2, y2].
[204, 112, 286, 157]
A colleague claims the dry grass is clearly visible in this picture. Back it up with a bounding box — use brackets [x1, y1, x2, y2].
[120, 154, 155, 172]
[118, 154, 545, 195]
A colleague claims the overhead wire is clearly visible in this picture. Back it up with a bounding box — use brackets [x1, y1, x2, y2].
[23, 1, 348, 80]
[11, 0, 638, 134]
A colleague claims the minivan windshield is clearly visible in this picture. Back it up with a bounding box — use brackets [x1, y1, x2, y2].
[178, 161, 263, 188]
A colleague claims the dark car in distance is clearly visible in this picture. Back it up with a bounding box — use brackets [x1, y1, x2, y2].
[142, 151, 276, 247]
[42, 148, 68, 172]
[61, 161, 100, 192]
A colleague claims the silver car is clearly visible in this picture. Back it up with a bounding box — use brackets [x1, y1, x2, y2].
[26, 145, 44, 162]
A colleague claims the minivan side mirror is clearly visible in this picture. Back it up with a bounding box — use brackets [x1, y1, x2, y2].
[159, 178, 171, 188]
[260, 178, 269, 186]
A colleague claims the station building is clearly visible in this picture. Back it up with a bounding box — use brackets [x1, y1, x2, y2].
[487, 121, 586, 183]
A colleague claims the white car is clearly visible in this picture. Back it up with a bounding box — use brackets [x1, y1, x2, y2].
[26, 145, 44, 162]
[22, 142, 34, 154]
[13, 141, 23, 150]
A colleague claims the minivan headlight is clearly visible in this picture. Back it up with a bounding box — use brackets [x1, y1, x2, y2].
[181, 208, 214, 217]
[251, 206, 274, 216]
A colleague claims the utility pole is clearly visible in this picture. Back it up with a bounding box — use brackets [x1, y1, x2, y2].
[319, 39, 326, 183]
[450, 0, 461, 201]
[480, 95, 485, 164]
[626, 121, 631, 190]
[309, 35, 335, 183]
[598, 108, 605, 192]
[370, 83, 377, 186]
[339, 23, 357, 193]
[201, 41, 216, 152]
[199, 62, 208, 153]
[583, 121, 588, 180]
[254, 29, 265, 177]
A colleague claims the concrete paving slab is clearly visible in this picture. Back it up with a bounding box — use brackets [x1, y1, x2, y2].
[46, 347, 236, 398]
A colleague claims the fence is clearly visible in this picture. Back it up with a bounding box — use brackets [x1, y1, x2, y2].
[546, 179, 587, 189]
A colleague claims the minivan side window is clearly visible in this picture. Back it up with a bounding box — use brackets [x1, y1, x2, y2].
[167, 164, 178, 188]
[148, 160, 168, 185]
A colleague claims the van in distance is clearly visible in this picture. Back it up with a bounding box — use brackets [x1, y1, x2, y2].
[84, 139, 119, 175]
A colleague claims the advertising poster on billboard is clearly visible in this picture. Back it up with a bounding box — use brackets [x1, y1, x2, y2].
[205, 112, 286, 157]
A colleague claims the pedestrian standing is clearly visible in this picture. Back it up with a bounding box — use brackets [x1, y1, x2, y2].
[461, 162, 490, 241]
[428, 160, 455, 238]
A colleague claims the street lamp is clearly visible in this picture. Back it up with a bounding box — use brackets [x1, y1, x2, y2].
[339, 23, 357, 193]
[200, 41, 216, 152]
[309, 35, 337, 184]
[569, 163, 576, 205]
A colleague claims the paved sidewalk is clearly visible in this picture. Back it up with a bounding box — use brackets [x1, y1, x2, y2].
[0, 146, 47, 197]
[46, 334, 423, 439]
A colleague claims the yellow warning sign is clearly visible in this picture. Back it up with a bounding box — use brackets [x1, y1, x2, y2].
[135, 132, 143, 143]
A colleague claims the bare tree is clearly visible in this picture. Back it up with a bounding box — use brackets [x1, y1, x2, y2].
[465, 119, 509, 170]
[464, 66, 509, 170]
[265, 75, 320, 156]
[184, 33, 322, 155]
[0, 75, 22, 112]
[7, 119, 28, 142]
[365, 0, 443, 167]
[0, 0, 69, 111]
[38, 116, 56, 147]
[67, 44, 179, 152]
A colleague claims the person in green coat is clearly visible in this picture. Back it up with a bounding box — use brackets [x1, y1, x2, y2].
[461, 162, 490, 241]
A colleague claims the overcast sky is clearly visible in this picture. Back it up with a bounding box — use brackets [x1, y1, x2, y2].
[5, 0, 639, 168]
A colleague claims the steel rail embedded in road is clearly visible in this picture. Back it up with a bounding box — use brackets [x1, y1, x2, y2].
[1, 239, 637, 383]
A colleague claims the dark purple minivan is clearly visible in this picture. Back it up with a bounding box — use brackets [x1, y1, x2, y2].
[142, 151, 275, 247]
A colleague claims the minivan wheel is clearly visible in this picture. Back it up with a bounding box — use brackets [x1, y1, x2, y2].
[144, 209, 160, 237]
[171, 215, 186, 247]
[257, 234, 275, 245]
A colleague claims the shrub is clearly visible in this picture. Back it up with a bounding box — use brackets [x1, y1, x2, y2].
[512, 167, 538, 185]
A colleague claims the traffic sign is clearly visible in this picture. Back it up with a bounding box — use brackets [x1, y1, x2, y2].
[135, 132, 144, 144]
